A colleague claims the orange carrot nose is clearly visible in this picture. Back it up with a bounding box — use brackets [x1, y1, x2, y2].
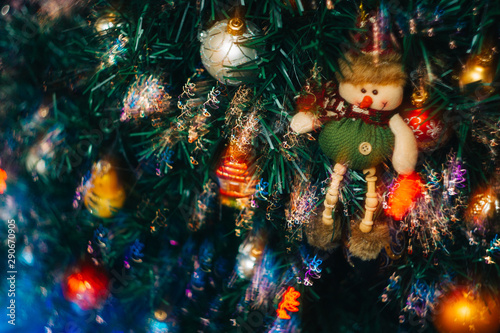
[359, 95, 373, 109]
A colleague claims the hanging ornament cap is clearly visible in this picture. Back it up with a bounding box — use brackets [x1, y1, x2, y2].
[411, 89, 428, 108]
[227, 18, 246, 36]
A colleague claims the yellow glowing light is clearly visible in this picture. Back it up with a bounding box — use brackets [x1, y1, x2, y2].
[38, 106, 49, 118]
[457, 303, 471, 318]
[154, 309, 168, 321]
[470, 66, 485, 81]
[460, 57, 493, 89]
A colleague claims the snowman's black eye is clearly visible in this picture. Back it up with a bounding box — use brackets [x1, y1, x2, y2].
[361, 88, 367, 93]
[372, 90, 378, 95]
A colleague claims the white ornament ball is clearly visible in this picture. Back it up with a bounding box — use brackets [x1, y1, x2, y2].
[235, 236, 264, 279]
[235, 247, 258, 279]
[200, 18, 261, 86]
[26, 148, 48, 176]
[25, 124, 64, 178]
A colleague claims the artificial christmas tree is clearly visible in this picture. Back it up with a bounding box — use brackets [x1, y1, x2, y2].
[1, 0, 499, 332]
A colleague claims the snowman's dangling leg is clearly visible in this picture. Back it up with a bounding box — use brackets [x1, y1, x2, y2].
[359, 167, 378, 233]
[322, 163, 347, 226]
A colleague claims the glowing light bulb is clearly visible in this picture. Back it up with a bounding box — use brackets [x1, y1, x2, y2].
[433, 287, 500, 333]
[470, 66, 485, 81]
[459, 55, 494, 89]
[457, 303, 471, 318]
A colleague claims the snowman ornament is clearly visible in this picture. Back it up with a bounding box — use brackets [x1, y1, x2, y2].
[291, 12, 418, 260]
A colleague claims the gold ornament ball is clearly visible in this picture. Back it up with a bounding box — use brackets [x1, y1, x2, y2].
[84, 160, 126, 218]
[95, 13, 118, 33]
[465, 187, 498, 229]
[200, 18, 261, 86]
[433, 287, 500, 333]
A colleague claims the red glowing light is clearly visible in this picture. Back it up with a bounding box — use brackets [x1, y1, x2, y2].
[0, 168, 7, 194]
[385, 172, 423, 220]
[277, 286, 301, 320]
[63, 264, 109, 310]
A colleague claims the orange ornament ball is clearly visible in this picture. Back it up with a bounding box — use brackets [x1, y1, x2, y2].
[433, 287, 500, 333]
[84, 160, 126, 218]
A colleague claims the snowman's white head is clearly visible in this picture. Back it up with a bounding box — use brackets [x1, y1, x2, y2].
[339, 82, 403, 111]
[336, 53, 406, 111]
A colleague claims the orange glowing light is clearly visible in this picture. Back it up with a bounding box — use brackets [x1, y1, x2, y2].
[433, 287, 500, 333]
[385, 172, 423, 220]
[277, 286, 301, 320]
[67, 274, 91, 294]
[0, 168, 7, 194]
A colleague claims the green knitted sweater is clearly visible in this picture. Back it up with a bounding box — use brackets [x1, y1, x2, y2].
[318, 117, 394, 170]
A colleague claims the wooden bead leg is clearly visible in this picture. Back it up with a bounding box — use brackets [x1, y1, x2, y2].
[359, 167, 378, 233]
[322, 163, 347, 226]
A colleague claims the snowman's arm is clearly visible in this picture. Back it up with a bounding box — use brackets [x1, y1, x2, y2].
[389, 114, 418, 175]
[290, 112, 321, 134]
